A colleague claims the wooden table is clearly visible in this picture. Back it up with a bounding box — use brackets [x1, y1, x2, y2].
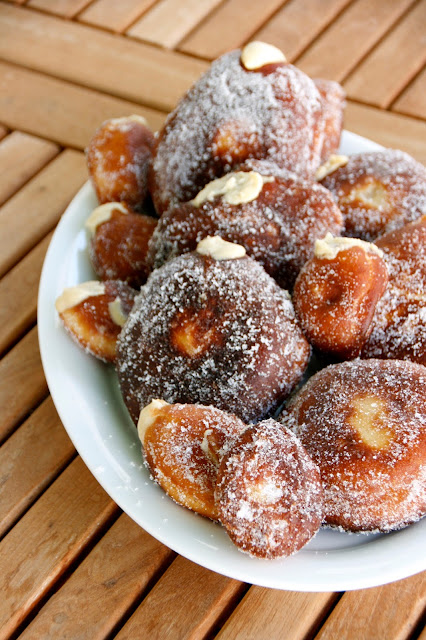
[0, 1, 425, 638]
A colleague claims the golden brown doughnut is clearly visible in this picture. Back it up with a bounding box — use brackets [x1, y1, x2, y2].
[215, 418, 323, 558]
[137, 400, 247, 519]
[314, 78, 346, 163]
[286, 359, 426, 532]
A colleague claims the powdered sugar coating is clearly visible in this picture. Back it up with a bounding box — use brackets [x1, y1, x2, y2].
[148, 175, 343, 290]
[116, 251, 310, 424]
[286, 359, 426, 532]
[149, 50, 325, 213]
[215, 418, 323, 558]
[320, 150, 426, 240]
[314, 78, 346, 163]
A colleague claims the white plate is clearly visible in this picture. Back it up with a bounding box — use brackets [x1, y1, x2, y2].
[38, 131, 426, 592]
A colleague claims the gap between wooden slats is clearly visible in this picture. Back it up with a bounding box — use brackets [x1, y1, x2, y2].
[78, 0, 161, 34]
[0, 61, 166, 150]
[126, 0, 224, 50]
[114, 555, 247, 639]
[0, 457, 119, 640]
[0, 149, 87, 279]
[178, 0, 287, 60]
[0, 396, 76, 539]
[19, 514, 175, 640]
[294, 0, 416, 82]
[0, 131, 59, 206]
[344, 0, 426, 109]
[0, 3, 207, 112]
[27, 0, 95, 18]
[0, 124, 8, 140]
[392, 66, 426, 120]
[314, 572, 426, 640]
[0, 327, 48, 444]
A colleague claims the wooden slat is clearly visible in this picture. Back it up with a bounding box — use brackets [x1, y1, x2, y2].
[178, 0, 287, 60]
[295, 0, 415, 82]
[253, 0, 353, 63]
[315, 573, 426, 640]
[0, 234, 51, 356]
[0, 3, 207, 112]
[344, 100, 426, 164]
[0, 457, 118, 640]
[0, 327, 48, 443]
[20, 514, 174, 639]
[0, 61, 166, 150]
[393, 66, 426, 119]
[27, 0, 94, 18]
[0, 149, 86, 278]
[78, 0, 159, 33]
[0, 397, 75, 538]
[116, 556, 245, 639]
[127, 0, 224, 49]
[217, 588, 336, 640]
[0, 131, 59, 206]
[344, 0, 426, 108]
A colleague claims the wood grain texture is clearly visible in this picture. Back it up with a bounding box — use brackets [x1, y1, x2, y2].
[20, 515, 174, 640]
[0, 149, 86, 278]
[0, 61, 166, 149]
[27, 0, 94, 18]
[315, 572, 426, 640]
[344, 0, 426, 108]
[0, 3, 207, 112]
[179, 0, 286, 59]
[0, 132, 59, 206]
[393, 66, 426, 119]
[0, 457, 118, 640]
[116, 555, 245, 639]
[344, 100, 426, 164]
[0, 397, 75, 538]
[254, 0, 353, 63]
[0, 327, 48, 443]
[295, 0, 415, 81]
[217, 587, 336, 640]
[78, 0, 158, 33]
[0, 233, 51, 356]
[127, 0, 224, 49]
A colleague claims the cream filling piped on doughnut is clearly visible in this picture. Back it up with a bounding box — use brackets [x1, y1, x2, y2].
[314, 233, 384, 260]
[85, 202, 129, 235]
[191, 171, 273, 207]
[196, 236, 246, 260]
[241, 41, 286, 70]
[55, 281, 106, 313]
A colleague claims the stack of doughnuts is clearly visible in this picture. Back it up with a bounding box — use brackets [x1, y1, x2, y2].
[55, 41, 426, 560]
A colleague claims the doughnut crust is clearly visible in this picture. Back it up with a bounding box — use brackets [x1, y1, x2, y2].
[116, 250, 310, 424]
[148, 172, 343, 290]
[149, 49, 325, 213]
[314, 78, 346, 163]
[362, 215, 426, 364]
[320, 149, 426, 240]
[286, 359, 426, 532]
[215, 418, 323, 558]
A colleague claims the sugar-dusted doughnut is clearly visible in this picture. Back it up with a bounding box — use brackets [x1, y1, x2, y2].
[86, 202, 157, 288]
[314, 78, 346, 163]
[116, 237, 311, 424]
[293, 234, 388, 359]
[286, 359, 426, 532]
[55, 280, 137, 362]
[320, 149, 426, 240]
[87, 115, 155, 211]
[215, 418, 323, 558]
[362, 215, 426, 364]
[137, 400, 247, 519]
[148, 170, 343, 290]
[149, 42, 326, 214]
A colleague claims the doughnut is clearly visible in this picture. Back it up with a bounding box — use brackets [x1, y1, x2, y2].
[116, 237, 311, 424]
[147, 170, 343, 290]
[293, 234, 388, 359]
[320, 149, 426, 240]
[85, 202, 157, 288]
[149, 42, 326, 214]
[314, 78, 346, 163]
[137, 400, 247, 519]
[362, 215, 426, 364]
[215, 418, 323, 558]
[55, 280, 137, 362]
[286, 359, 426, 532]
[87, 115, 155, 211]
